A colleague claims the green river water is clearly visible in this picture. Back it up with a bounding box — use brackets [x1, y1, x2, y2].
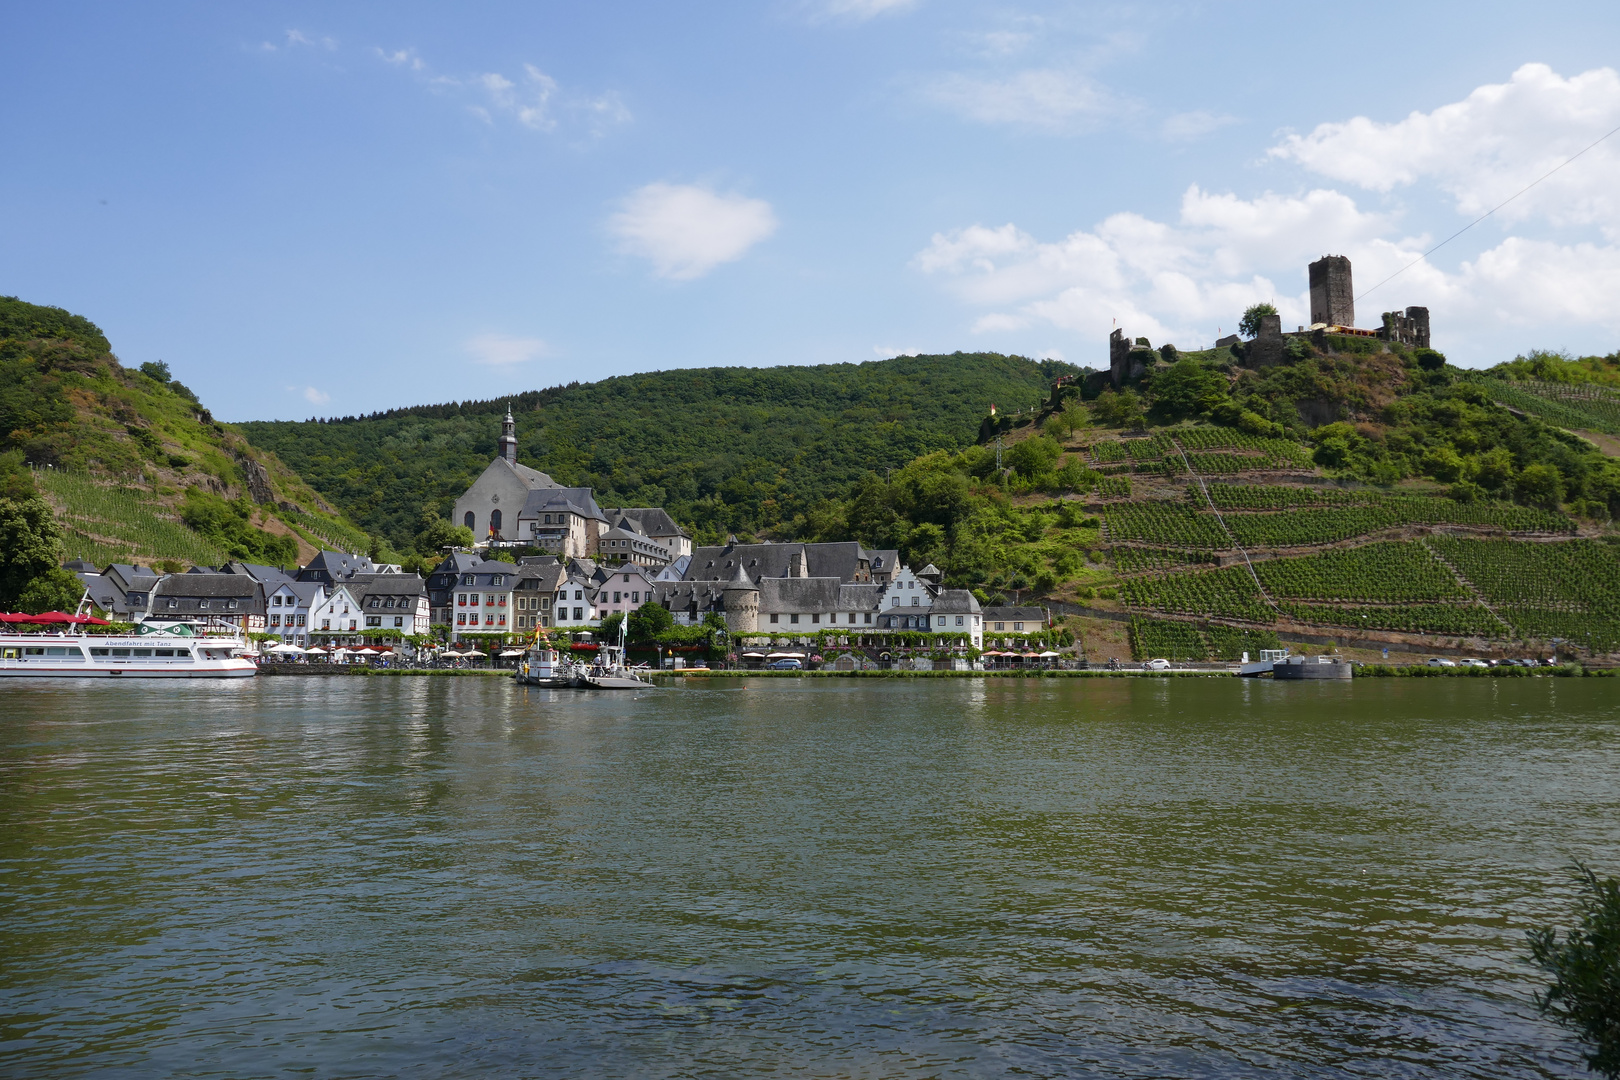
[1, 676, 1616, 1078]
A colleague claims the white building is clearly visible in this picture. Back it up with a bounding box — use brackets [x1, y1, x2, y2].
[265, 580, 322, 646]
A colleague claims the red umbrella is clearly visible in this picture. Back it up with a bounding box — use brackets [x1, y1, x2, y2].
[0, 612, 34, 623]
[20, 612, 110, 625]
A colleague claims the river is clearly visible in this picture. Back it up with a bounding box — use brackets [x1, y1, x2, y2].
[1, 676, 1614, 1078]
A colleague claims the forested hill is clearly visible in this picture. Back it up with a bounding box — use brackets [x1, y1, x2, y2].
[238, 353, 1075, 550]
[0, 296, 369, 573]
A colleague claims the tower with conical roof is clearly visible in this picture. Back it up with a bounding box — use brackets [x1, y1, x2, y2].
[722, 563, 759, 634]
[498, 405, 518, 464]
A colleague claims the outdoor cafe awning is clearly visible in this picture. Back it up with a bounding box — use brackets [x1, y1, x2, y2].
[766, 651, 806, 659]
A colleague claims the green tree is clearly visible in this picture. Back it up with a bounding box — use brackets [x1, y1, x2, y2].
[416, 514, 476, 552]
[1091, 388, 1145, 428]
[599, 612, 625, 641]
[1414, 348, 1448, 371]
[1515, 463, 1565, 510]
[1004, 436, 1061, 480]
[139, 360, 171, 382]
[17, 566, 84, 614]
[1239, 302, 1278, 338]
[628, 601, 674, 642]
[0, 495, 68, 610]
[1150, 358, 1226, 419]
[1528, 863, 1620, 1078]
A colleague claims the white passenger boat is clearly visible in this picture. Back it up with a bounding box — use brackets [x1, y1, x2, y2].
[0, 621, 256, 678]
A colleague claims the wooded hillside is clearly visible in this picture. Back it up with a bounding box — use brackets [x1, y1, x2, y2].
[239, 353, 1074, 552]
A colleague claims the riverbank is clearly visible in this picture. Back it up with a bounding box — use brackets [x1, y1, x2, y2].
[254, 663, 1613, 679]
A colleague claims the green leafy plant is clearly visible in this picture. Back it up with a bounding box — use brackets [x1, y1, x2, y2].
[1527, 862, 1620, 1078]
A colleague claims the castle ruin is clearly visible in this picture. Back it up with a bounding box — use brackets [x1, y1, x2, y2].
[1106, 254, 1432, 381]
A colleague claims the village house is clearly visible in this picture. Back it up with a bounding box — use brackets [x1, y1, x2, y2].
[264, 580, 322, 646]
[593, 563, 657, 620]
[146, 571, 267, 633]
[601, 508, 692, 561]
[309, 583, 363, 640]
[981, 606, 1046, 634]
[354, 574, 431, 637]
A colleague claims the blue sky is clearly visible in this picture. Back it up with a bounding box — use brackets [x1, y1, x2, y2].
[4, 1, 1619, 420]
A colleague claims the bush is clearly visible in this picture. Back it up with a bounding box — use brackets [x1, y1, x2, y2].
[1528, 863, 1620, 1078]
[1414, 348, 1447, 371]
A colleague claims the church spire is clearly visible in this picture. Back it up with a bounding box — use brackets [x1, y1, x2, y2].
[498, 404, 517, 464]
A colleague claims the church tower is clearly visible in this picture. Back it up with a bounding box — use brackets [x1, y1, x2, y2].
[498, 405, 517, 464]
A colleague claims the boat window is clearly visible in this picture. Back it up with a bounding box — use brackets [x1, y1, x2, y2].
[24, 647, 45, 656]
[155, 649, 175, 657]
[45, 647, 77, 657]
[131, 649, 152, 657]
[90, 648, 110, 657]
[111, 648, 131, 657]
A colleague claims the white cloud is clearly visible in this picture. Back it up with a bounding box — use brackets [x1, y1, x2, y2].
[1162, 109, 1237, 141]
[915, 188, 1620, 354]
[873, 345, 922, 357]
[375, 50, 628, 135]
[610, 183, 778, 280]
[302, 386, 330, 405]
[920, 68, 1128, 133]
[1270, 63, 1620, 235]
[284, 29, 336, 51]
[815, 0, 918, 21]
[464, 334, 549, 366]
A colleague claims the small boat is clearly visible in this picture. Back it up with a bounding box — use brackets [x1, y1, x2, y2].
[576, 643, 654, 689]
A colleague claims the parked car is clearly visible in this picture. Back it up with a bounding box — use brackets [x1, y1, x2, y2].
[767, 658, 802, 670]
[1143, 658, 1172, 671]
[1460, 658, 1489, 668]
[1427, 657, 1456, 667]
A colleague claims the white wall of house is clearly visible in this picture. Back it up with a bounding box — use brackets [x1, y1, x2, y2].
[882, 568, 933, 611]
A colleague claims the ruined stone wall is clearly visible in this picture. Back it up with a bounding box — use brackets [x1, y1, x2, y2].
[1379, 306, 1431, 349]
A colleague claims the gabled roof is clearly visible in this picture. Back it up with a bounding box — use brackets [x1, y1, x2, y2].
[298, 550, 377, 582]
[603, 507, 687, 538]
[683, 541, 872, 584]
[223, 561, 295, 586]
[518, 486, 608, 523]
[269, 580, 324, 605]
[982, 606, 1045, 622]
[758, 577, 843, 613]
[154, 574, 259, 598]
[930, 589, 981, 614]
[353, 573, 426, 599]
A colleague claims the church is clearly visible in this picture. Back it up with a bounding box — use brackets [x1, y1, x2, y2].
[450, 408, 688, 564]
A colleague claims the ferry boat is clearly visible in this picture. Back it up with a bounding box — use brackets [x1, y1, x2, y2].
[0, 613, 256, 678]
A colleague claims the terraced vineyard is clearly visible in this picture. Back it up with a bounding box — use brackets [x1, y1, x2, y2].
[1276, 602, 1501, 637]
[1468, 376, 1620, 436]
[1107, 491, 1569, 552]
[1252, 542, 1466, 601]
[1112, 546, 1217, 576]
[1431, 538, 1620, 650]
[1128, 617, 1281, 661]
[1121, 565, 1272, 623]
[41, 471, 227, 567]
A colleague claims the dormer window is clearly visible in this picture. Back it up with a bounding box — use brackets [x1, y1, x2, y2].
[463, 575, 475, 586]
[492, 575, 504, 586]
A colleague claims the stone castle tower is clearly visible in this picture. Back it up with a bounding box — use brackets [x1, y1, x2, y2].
[498, 405, 517, 464]
[722, 564, 759, 634]
[1309, 255, 1355, 328]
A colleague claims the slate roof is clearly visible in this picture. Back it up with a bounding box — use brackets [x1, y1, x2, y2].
[930, 589, 982, 614]
[223, 561, 295, 586]
[603, 507, 688, 539]
[982, 606, 1046, 623]
[297, 550, 378, 583]
[353, 573, 426, 600]
[155, 575, 260, 599]
[518, 486, 608, 523]
[683, 541, 874, 583]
